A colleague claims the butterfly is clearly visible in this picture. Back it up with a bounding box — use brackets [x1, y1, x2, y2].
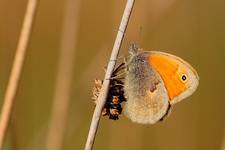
[123, 44, 199, 124]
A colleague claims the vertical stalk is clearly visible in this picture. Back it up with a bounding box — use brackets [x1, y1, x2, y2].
[85, 0, 135, 149]
[0, 0, 39, 149]
[45, 0, 80, 149]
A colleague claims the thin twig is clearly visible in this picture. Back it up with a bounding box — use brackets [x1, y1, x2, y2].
[0, 0, 39, 149]
[45, 0, 80, 149]
[221, 128, 225, 150]
[85, 0, 135, 149]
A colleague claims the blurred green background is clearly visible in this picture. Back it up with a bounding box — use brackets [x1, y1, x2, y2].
[0, 0, 225, 149]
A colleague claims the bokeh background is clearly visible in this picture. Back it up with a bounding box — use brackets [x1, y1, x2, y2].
[0, 0, 225, 149]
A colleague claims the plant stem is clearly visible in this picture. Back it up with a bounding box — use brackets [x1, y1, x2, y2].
[0, 0, 39, 148]
[221, 128, 225, 150]
[45, 0, 80, 149]
[84, 0, 135, 149]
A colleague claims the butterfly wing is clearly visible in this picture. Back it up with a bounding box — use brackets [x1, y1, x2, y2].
[149, 51, 199, 104]
[124, 52, 169, 124]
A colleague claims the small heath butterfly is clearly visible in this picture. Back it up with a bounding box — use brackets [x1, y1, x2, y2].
[124, 44, 199, 124]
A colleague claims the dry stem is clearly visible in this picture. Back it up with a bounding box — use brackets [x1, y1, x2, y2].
[0, 0, 39, 149]
[85, 0, 135, 149]
[45, 0, 80, 149]
[221, 128, 225, 150]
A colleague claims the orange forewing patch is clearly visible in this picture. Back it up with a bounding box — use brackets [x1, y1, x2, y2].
[149, 54, 187, 101]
